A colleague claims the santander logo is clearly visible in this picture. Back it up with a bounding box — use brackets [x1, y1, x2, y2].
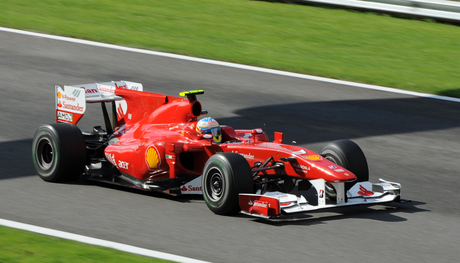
[181, 185, 202, 192]
[252, 201, 268, 208]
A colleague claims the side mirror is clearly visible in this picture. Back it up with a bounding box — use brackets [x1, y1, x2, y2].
[273, 132, 283, 144]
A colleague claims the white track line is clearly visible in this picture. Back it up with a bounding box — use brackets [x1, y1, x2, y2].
[0, 218, 210, 263]
[1, 26, 459, 103]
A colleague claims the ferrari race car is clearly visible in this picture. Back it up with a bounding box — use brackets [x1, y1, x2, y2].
[32, 81, 403, 218]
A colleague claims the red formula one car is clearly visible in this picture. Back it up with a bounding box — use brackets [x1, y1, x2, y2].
[32, 81, 403, 218]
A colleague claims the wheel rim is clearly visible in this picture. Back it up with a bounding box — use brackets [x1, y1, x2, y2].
[206, 168, 224, 202]
[36, 138, 54, 170]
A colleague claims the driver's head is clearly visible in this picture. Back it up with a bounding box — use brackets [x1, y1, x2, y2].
[196, 117, 222, 143]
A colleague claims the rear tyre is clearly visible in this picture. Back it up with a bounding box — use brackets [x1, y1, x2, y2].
[202, 153, 254, 215]
[320, 140, 369, 190]
[32, 123, 87, 182]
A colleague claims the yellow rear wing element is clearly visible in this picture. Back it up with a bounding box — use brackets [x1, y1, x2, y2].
[180, 90, 204, 101]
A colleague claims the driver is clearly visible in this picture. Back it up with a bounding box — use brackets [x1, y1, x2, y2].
[196, 117, 222, 143]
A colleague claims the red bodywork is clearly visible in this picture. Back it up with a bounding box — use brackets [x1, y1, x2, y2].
[103, 88, 357, 185]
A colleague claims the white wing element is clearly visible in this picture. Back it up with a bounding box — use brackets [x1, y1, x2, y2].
[55, 80, 143, 125]
[55, 85, 86, 124]
[69, 81, 143, 103]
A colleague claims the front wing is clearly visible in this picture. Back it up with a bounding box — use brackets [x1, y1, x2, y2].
[239, 179, 403, 218]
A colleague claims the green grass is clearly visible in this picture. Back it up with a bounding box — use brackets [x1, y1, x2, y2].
[1, 0, 460, 97]
[0, 225, 174, 263]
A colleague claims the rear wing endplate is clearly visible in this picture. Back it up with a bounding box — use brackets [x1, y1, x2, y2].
[55, 81, 143, 125]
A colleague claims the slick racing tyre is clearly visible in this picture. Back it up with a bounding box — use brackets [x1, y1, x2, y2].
[202, 153, 254, 215]
[32, 123, 86, 182]
[320, 140, 369, 190]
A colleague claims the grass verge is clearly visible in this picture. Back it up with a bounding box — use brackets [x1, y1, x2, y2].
[0, 225, 174, 263]
[1, 0, 460, 97]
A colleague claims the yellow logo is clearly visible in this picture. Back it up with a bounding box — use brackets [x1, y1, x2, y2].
[146, 146, 160, 169]
[304, 155, 322, 161]
[57, 92, 61, 98]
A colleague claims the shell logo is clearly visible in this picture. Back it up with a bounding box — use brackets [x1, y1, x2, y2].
[146, 146, 161, 169]
[304, 155, 322, 161]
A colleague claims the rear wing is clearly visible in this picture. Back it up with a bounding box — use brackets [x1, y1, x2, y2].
[55, 81, 143, 125]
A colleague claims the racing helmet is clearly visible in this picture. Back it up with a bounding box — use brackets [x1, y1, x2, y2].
[196, 117, 222, 143]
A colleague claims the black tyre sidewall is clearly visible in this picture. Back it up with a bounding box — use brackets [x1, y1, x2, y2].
[32, 123, 86, 182]
[32, 127, 60, 181]
[320, 149, 347, 168]
[320, 140, 369, 183]
[202, 153, 253, 215]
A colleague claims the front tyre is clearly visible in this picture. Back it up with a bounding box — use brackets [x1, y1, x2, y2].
[32, 123, 86, 182]
[320, 140, 369, 189]
[202, 153, 254, 215]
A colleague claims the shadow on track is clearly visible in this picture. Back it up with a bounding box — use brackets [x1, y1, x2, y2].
[216, 97, 460, 145]
[0, 139, 36, 180]
[85, 178, 424, 225]
[251, 201, 427, 226]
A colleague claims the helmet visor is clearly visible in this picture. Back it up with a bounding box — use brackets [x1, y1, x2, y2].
[210, 127, 221, 137]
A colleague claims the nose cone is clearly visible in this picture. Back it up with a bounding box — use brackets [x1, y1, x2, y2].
[291, 155, 357, 183]
[324, 164, 357, 183]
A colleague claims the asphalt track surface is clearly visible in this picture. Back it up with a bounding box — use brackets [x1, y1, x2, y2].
[1, 30, 459, 263]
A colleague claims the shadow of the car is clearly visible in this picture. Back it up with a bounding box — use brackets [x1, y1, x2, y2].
[251, 200, 426, 226]
[0, 139, 36, 180]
